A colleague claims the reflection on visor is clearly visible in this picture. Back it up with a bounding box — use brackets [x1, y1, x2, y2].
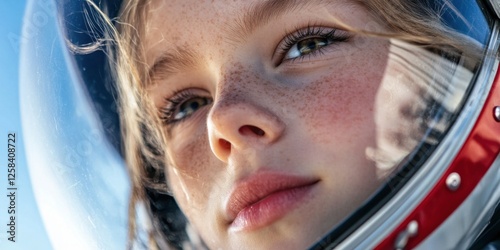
[19, 0, 129, 249]
[23, 0, 500, 249]
[369, 39, 472, 177]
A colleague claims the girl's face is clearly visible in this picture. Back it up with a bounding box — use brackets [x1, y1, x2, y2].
[145, 0, 390, 248]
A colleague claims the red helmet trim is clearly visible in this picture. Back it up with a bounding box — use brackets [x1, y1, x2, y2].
[375, 65, 500, 249]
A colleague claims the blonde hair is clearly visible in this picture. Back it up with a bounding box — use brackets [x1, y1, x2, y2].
[83, 0, 485, 248]
[108, 1, 175, 248]
[80, 0, 173, 248]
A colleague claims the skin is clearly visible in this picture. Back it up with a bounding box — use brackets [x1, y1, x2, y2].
[144, 0, 391, 249]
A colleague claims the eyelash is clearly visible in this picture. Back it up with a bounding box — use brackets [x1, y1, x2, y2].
[277, 25, 350, 64]
[160, 89, 212, 125]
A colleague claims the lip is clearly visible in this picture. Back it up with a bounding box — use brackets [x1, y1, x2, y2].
[225, 171, 319, 232]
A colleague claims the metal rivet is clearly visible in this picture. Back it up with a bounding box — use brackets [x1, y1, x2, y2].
[407, 221, 418, 236]
[494, 106, 500, 122]
[446, 172, 461, 191]
[395, 220, 419, 250]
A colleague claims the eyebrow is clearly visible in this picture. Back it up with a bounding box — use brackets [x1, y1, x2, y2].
[148, 47, 198, 83]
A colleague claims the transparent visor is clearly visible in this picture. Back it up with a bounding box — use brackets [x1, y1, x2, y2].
[21, 0, 496, 249]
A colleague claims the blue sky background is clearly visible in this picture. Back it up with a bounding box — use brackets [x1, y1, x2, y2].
[0, 0, 53, 249]
[1, 0, 130, 249]
[0, 0, 131, 248]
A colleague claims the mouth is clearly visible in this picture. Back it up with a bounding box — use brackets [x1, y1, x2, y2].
[225, 171, 319, 232]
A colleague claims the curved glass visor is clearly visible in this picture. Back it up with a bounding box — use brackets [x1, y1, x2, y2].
[22, 0, 497, 249]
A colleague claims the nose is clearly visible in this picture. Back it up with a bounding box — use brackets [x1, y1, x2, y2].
[207, 95, 285, 163]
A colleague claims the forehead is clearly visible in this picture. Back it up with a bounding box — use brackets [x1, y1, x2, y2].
[145, 0, 336, 31]
[142, 0, 351, 62]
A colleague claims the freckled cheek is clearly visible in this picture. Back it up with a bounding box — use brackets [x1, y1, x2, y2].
[287, 42, 388, 136]
[298, 71, 383, 141]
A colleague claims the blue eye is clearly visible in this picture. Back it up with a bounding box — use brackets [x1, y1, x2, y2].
[278, 26, 350, 64]
[173, 97, 212, 120]
[160, 90, 213, 124]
